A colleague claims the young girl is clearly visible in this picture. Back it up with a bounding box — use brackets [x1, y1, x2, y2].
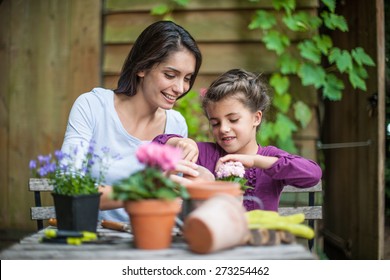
[154, 68, 322, 211]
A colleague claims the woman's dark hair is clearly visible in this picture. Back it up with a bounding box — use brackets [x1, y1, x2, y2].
[202, 69, 271, 131]
[114, 21, 202, 97]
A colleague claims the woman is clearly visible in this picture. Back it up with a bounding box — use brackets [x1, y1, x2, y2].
[61, 21, 203, 222]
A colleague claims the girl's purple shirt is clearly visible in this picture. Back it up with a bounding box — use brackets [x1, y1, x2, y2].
[153, 134, 322, 211]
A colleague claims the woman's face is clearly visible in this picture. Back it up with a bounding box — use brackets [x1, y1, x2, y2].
[137, 48, 196, 110]
[206, 95, 262, 155]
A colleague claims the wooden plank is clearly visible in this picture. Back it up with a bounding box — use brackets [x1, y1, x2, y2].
[0, 0, 11, 231]
[104, 11, 316, 43]
[103, 43, 280, 74]
[29, 178, 54, 192]
[31, 207, 55, 220]
[283, 183, 322, 193]
[279, 206, 322, 220]
[104, 0, 319, 12]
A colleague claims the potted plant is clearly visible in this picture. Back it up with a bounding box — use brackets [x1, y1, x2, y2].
[29, 141, 116, 232]
[112, 142, 189, 250]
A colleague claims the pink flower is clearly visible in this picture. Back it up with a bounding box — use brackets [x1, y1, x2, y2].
[136, 143, 182, 171]
[216, 161, 245, 179]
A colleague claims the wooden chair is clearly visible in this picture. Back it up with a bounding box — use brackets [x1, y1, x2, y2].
[29, 178, 55, 230]
[279, 182, 323, 250]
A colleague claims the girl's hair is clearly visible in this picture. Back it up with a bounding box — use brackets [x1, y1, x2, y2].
[114, 21, 202, 97]
[202, 69, 271, 129]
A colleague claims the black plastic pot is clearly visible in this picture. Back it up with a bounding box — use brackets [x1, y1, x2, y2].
[52, 193, 102, 232]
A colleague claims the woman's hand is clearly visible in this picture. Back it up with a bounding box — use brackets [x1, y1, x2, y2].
[167, 137, 199, 162]
[168, 159, 215, 185]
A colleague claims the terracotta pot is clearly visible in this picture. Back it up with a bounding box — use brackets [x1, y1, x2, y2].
[124, 199, 181, 250]
[180, 181, 242, 219]
[183, 194, 249, 254]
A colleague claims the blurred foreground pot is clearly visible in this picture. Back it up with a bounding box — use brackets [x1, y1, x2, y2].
[183, 194, 249, 254]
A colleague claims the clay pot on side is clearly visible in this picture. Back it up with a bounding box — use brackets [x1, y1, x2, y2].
[124, 199, 181, 250]
[180, 181, 242, 219]
[183, 193, 250, 254]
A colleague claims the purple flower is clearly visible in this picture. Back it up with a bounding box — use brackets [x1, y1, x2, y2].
[29, 160, 37, 169]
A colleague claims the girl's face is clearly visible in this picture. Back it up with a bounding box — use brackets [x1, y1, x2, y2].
[137, 48, 196, 110]
[206, 95, 262, 155]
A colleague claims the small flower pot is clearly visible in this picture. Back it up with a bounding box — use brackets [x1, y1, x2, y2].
[180, 181, 242, 219]
[124, 199, 181, 250]
[52, 193, 102, 232]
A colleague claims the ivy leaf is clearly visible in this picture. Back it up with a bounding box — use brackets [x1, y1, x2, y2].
[173, 0, 189, 6]
[329, 48, 352, 73]
[275, 113, 298, 141]
[349, 68, 367, 90]
[270, 73, 290, 94]
[298, 40, 322, 64]
[313, 34, 333, 55]
[323, 74, 344, 100]
[321, 0, 336, 13]
[283, 12, 321, 32]
[249, 10, 276, 30]
[276, 137, 298, 154]
[293, 101, 312, 128]
[351, 47, 376, 66]
[257, 121, 275, 145]
[262, 30, 290, 55]
[321, 11, 348, 32]
[298, 63, 326, 88]
[273, 93, 292, 113]
[151, 4, 170, 15]
[278, 53, 300, 74]
[273, 0, 296, 13]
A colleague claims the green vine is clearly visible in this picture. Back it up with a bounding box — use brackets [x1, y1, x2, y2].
[249, 0, 375, 152]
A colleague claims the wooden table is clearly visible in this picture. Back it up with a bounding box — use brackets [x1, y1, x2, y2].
[0, 227, 316, 260]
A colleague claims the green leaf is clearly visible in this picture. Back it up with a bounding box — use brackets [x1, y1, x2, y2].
[269, 73, 290, 94]
[322, 74, 344, 100]
[276, 137, 298, 153]
[298, 63, 326, 88]
[283, 11, 321, 32]
[151, 4, 170, 15]
[321, 11, 348, 32]
[249, 10, 276, 30]
[274, 113, 298, 141]
[173, 0, 189, 6]
[293, 101, 312, 128]
[329, 48, 352, 73]
[273, 93, 292, 113]
[273, 0, 296, 13]
[298, 40, 322, 64]
[313, 34, 333, 55]
[349, 70, 367, 90]
[321, 0, 336, 13]
[257, 121, 275, 145]
[278, 53, 300, 74]
[262, 30, 290, 55]
[351, 47, 376, 66]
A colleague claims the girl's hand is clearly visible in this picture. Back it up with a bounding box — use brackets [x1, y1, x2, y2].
[215, 154, 256, 172]
[167, 138, 199, 162]
[216, 154, 279, 172]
